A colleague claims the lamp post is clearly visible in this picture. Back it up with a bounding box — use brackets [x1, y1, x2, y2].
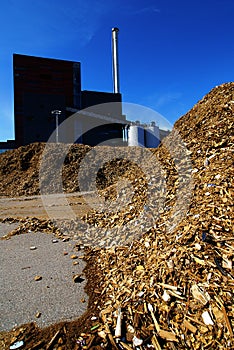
[51, 110, 61, 143]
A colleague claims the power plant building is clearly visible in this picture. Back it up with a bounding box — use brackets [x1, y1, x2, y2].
[13, 53, 124, 147]
[0, 29, 170, 151]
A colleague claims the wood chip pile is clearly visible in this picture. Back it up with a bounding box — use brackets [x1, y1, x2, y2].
[0, 142, 91, 197]
[76, 83, 234, 349]
[0, 82, 233, 349]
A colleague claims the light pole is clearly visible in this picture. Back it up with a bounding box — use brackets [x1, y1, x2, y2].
[51, 110, 61, 143]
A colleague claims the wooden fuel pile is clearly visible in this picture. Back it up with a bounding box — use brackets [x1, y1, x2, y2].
[0, 82, 233, 349]
[77, 82, 234, 349]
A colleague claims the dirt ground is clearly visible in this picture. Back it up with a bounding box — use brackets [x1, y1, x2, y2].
[0, 192, 97, 220]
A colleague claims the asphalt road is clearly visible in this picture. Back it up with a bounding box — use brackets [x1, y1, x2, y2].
[0, 222, 88, 331]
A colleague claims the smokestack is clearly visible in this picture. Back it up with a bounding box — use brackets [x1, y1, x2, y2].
[112, 27, 120, 94]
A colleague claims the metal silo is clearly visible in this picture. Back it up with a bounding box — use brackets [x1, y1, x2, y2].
[128, 124, 145, 147]
[145, 121, 160, 148]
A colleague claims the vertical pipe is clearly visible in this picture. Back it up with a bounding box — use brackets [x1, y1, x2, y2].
[122, 125, 125, 142]
[112, 27, 120, 94]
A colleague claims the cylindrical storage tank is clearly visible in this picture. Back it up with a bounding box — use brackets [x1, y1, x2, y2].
[145, 123, 160, 148]
[128, 125, 145, 147]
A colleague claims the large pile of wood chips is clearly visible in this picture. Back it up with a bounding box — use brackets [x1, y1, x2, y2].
[0, 82, 233, 349]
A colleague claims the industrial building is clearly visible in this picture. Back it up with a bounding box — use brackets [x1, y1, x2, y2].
[0, 28, 170, 151]
[13, 53, 124, 147]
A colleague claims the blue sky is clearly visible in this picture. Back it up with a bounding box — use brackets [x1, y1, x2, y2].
[1, 0, 234, 141]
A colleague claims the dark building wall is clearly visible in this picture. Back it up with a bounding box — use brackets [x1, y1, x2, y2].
[79, 91, 125, 145]
[75, 116, 124, 146]
[13, 54, 124, 147]
[23, 93, 67, 143]
[82, 123, 123, 146]
[81, 90, 123, 119]
[0, 140, 16, 152]
[13, 54, 81, 146]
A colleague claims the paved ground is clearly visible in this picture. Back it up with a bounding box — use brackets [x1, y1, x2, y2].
[0, 221, 88, 332]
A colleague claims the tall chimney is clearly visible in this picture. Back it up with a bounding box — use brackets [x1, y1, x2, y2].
[112, 27, 120, 94]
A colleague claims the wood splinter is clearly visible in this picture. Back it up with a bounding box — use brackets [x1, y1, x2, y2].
[148, 303, 178, 342]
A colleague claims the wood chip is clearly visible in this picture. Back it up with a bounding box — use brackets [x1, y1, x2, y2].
[34, 275, 42, 281]
[183, 319, 197, 333]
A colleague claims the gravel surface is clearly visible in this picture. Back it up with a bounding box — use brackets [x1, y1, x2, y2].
[0, 224, 87, 331]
